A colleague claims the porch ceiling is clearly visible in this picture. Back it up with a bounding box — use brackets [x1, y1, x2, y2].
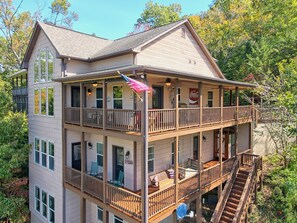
[53, 65, 256, 89]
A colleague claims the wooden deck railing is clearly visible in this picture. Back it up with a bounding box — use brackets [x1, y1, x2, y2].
[65, 105, 252, 132]
[106, 183, 141, 219]
[222, 157, 236, 176]
[179, 108, 200, 128]
[211, 159, 240, 223]
[148, 184, 175, 218]
[178, 173, 199, 200]
[202, 107, 221, 124]
[82, 108, 103, 127]
[65, 107, 80, 124]
[238, 106, 252, 119]
[201, 164, 221, 187]
[106, 109, 141, 132]
[148, 109, 176, 133]
[65, 166, 81, 189]
[83, 173, 103, 200]
[223, 106, 236, 121]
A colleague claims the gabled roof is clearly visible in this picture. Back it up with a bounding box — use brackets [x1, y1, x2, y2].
[21, 19, 225, 78]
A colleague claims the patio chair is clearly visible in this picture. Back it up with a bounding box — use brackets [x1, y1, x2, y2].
[113, 170, 124, 187]
[90, 161, 98, 176]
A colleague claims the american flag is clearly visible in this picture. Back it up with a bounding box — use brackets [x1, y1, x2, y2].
[120, 74, 150, 92]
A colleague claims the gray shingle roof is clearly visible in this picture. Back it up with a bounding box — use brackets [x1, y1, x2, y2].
[91, 19, 187, 60]
[39, 22, 112, 60]
[38, 19, 187, 61]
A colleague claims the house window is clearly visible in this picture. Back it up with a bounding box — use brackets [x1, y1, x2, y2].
[34, 49, 54, 83]
[113, 86, 123, 109]
[41, 140, 47, 167]
[114, 215, 123, 223]
[49, 142, 54, 171]
[208, 91, 213, 107]
[97, 143, 103, 168]
[178, 87, 181, 102]
[34, 89, 40, 114]
[96, 88, 103, 108]
[35, 138, 40, 164]
[34, 87, 54, 116]
[41, 88, 47, 115]
[35, 186, 40, 212]
[97, 206, 103, 221]
[171, 141, 180, 165]
[49, 195, 55, 223]
[148, 146, 154, 173]
[42, 190, 47, 218]
[48, 88, 54, 116]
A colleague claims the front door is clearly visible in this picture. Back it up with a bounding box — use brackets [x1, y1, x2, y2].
[152, 86, 164, 109]
[193, 136, 199, 160]
[113, 146, 124, 180]
[72, 142, 81, 171]
[71, 86, 80, 107]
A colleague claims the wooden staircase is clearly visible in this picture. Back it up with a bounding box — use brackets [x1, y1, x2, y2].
[219, 168, 250, 223]
[210, 153, 262, 223]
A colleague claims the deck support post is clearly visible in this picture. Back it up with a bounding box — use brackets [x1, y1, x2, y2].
[196, 130, 203, 223]
[103, 136, 107, 203]
[235, 87, 239, 120]
[80, 197, 86, 223]
[218, 128, 223, 197]
[103, 209, 109, 223]
[174, 136, 179, 203]
[81, 132, 85, 190]
[219, 85, 223, 123]
[79, 82, 84, 126]
[198, 82, 202, 125]
[250, 95, 255, 153]
[141, 90, 149, 223]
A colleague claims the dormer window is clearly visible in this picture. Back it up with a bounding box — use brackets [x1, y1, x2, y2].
[34, 49, 54, 83]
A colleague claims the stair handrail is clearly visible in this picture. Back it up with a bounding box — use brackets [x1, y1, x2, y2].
[232, 155, 260, 223]
[210, 158, 239, 223]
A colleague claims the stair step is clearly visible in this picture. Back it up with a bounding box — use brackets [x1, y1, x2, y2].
[225, 206, 237, 214]
[237, 175, 248, 180]
[220, 215, 233, 223]
[222, 210, 235, 219]
[230, 193, 241, 200]
[236, 177, 247, 183]
[233, 185, 244, 191]
[234, 181, 245, 187]
[231, 189, 242, 195]
[226, 202, 237, 210]
[228, 197, 240, 204]
[238, 170, 249, 175]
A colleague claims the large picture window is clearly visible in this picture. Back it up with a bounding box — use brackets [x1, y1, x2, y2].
[34, 49, 54, 83]
[113, 86, 123, 109]
[34, 87, 54, 116]
[35, 186, 55, 222]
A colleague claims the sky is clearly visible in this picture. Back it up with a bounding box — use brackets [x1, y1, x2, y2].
[15, 0, 213, 40]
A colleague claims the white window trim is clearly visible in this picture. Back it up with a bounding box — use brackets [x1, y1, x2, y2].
[112, 85, 123, 109]
[40, 87, 47, 116]
[48, 195, 55, 223]
[114, 215, 123, 223]
[208, 91, 213, 107]
[148, 145, 154, 173]
[33, 48, 54, 84]
[34, 185, 41, 213]
[97, 206, 103, 221]
[34, 88, 40, 115]
[33, 87, 54, 117]
[41, 140, 47, 168]
[95, 87, 103, 108]
[34, 138, 40, 164]
[48, 141, 55, 172]
[35, 186, 55, 223]
[97, 142, 103, 168]
[41, 190, 48, 219]
[47, 87, 54, 117]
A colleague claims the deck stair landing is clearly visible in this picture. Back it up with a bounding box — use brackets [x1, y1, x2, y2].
[219, 167, 250, 223]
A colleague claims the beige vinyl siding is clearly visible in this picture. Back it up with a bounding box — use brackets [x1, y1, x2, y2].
[28, 30, 63, 223]
[238, 123, 250, 152]
[136, 24, 220, 78]
[66, 54, 134, 76]
[65, 190, 80, 222]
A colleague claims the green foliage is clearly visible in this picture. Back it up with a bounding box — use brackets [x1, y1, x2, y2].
[0, 77, 13, 117]
[131, 0, 181, 34]
[253, 152, 297, 222]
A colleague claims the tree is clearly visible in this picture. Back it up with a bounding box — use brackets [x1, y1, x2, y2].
[0, 0, 34, 71]
[256, 59, 297, 167]
[44, 0, 78, 28]
[130, 0, 182, 34]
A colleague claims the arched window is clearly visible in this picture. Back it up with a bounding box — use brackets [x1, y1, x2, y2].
[33, 49, 54, 83]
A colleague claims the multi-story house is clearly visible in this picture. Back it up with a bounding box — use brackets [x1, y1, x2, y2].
[21, 19, 262, 223]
